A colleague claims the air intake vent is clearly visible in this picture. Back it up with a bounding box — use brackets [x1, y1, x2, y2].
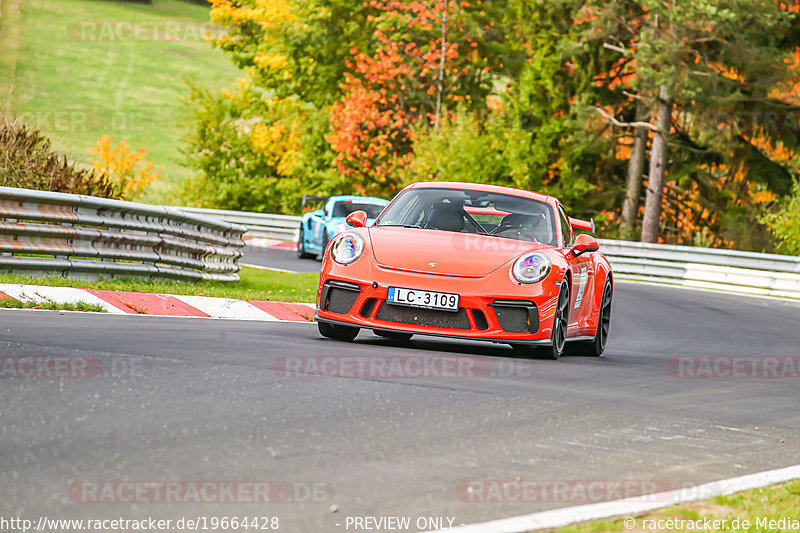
[490, 300, 538, 333]
[321, 280, 361, 314]
[360, 298, 377, 318]
[471, 309, 489, 330]
[375, 303, 470, 329]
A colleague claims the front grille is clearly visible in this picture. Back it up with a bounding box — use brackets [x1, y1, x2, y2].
[325, 287, 359, 314]
[375, 302, 470, 329]
[491, 300, 539, 333]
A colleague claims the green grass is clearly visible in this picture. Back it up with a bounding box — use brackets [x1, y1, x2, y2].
[0, 298, 107, 312]
[0, 0, 240, 203]
[0, 266, 319, 303]
[554, 479, 800, 533]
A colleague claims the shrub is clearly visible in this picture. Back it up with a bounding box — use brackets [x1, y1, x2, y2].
[88, 134, 160, 199]
[762, 180, 800, 256]
[0, 112, 118, 198]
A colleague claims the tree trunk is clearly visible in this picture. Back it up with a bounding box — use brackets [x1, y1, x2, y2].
[621, 100, 649, 239]
[641, 85, 671, 243]
[433, 0, 448, 132]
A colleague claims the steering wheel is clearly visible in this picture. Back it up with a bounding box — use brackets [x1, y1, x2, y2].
[491, 221, 540, 243]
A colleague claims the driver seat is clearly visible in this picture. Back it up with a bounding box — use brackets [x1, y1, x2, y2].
[426, 203, 465, 232]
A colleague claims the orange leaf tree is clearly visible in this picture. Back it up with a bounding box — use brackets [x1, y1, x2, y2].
[328, 0, 498, 195]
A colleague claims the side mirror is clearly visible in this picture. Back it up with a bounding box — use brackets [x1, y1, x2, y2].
[345, 210, 368, 228]
[570, 234, 599, 257]
[313, 209, 325, 218]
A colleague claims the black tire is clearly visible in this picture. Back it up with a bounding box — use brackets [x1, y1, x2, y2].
[319, 229, 330, 261]
[537, 279, 570, 360]
[318, 321, 359, 341]
[568, 278, 612, 357]
[374, 330, 413, 341]
[296, 225, 314, 259]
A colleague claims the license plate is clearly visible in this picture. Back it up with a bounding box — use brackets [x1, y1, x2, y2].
[387, 287, 459, 312]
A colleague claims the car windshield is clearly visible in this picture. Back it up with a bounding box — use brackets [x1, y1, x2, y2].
[332, 201, 386, 218]
[375, 187, 557, 245]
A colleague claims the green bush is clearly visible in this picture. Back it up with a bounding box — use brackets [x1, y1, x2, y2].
[182, 81, 343, 214]
[0, 112, 118, 198]
[762, 180, 800, 256]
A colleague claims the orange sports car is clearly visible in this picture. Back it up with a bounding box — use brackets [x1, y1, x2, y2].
[315, 182, 613, 359]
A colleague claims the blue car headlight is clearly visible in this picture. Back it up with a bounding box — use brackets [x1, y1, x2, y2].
[511, 253, 551, 284]
[331, 233, 365, 264]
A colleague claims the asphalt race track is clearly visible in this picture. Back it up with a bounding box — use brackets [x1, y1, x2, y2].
[2, 244, 800, 532]
[241, 245, 321, 273]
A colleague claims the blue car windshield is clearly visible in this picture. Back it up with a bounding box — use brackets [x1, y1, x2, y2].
[332, 202, 386, 218]
[375, 187, 557, 245]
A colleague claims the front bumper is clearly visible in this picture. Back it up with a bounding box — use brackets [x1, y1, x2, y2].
[316, 268, 560, 345]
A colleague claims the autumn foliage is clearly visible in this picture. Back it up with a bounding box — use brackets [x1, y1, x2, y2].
[328, 0, 492, 193]
[185, 0, 800, 253]
[89, 135, 160, 199]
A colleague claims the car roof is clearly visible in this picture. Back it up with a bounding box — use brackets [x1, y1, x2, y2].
[330, 195, 389, 204]
[404, 182, 555, 204]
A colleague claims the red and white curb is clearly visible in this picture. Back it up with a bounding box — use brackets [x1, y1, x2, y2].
[0, 284, 316, 322]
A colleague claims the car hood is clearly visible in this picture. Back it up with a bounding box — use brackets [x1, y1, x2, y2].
[368, 226, 548, 276]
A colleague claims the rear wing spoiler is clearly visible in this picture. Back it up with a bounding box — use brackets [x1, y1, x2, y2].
[569, 217, 595, 233]
[302, 195, 330, 207]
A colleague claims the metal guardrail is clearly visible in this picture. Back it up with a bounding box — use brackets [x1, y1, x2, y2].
[598, 239, 800, 299]
[177, 207, 299, 241]
[0, 187, 247, 281]
[170, 207, 800, 298]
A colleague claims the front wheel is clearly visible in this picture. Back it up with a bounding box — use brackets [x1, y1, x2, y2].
[537, 280, 570, 360]
[568, 278, 612, 357]
[296, 225, 314, 259]
[318, 321, 359, 342]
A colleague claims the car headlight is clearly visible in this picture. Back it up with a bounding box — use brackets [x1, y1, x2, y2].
[331, 233, 365, 264]
[511, 253, 551, 284]
[336, 222, 347, 233]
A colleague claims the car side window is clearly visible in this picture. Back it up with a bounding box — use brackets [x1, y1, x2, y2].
[324, 199, 334, 218]
[558, 205, 573, 248]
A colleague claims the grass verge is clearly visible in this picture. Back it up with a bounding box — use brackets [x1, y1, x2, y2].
[0, 266, 319, 303]
[555, 479, 800, 533]
[0, 298, 106, 312]
[0, 0, 240, 203]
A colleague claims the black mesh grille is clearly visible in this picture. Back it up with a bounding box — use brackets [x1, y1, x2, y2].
[326, 288, 359, 314]
[471, 309, 489, 330]
[493, 306, 530, 333]
[375, 302, 470, 329]
[360, 298, 377, 318]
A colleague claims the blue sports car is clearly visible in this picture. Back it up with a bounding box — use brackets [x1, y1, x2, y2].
[297, 195, 389, 259]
